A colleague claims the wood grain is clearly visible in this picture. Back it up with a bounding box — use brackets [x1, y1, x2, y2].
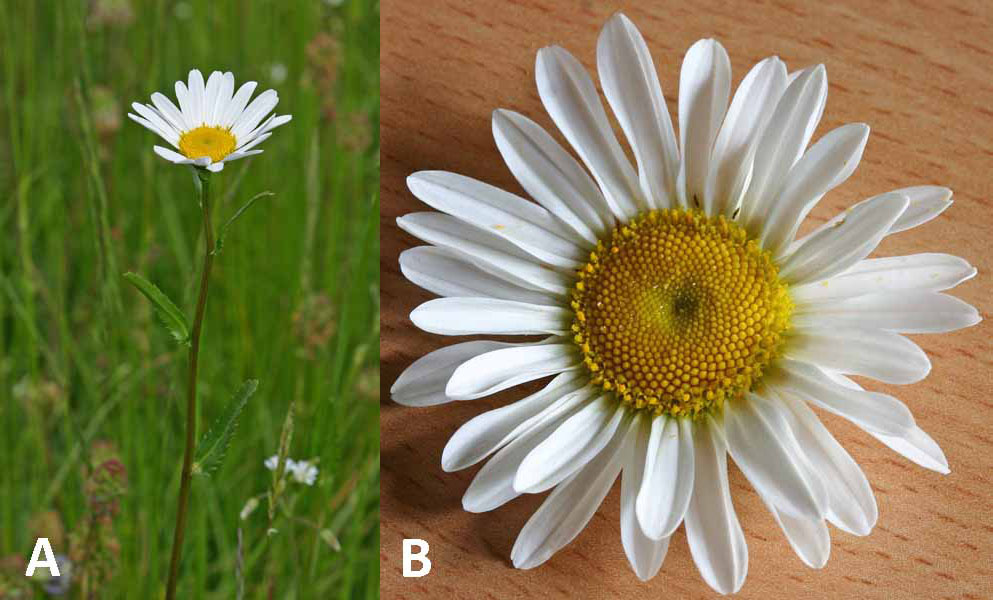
[380, 1, 993, 597]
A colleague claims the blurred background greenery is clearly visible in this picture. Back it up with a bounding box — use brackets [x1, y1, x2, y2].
[0, 0, 379, 598]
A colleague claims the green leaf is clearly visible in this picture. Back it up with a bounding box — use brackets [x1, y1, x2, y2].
[213, 191, 274, 255]
[193, 379, 259, 477]
[123, 272, 190, 345]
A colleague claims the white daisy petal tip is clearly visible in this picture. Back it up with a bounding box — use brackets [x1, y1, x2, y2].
[871, 424, 951, 475]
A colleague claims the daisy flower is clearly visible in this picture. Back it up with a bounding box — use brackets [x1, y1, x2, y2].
[128, 69, 291, 172]
[390, 13, 980, 594]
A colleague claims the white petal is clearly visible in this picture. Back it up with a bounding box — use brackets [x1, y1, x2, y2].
[514, 395, 626, 493]
[705, 56, 787, 216]
[725, 393, 826, 520]
[216, 72, 236, 125]
[764, 501, 831, 569]
[463, 387, 592, 512]
[596, 13, 679, 210]
[188, 69, 206, 125]
[174, 80, 195, 127]
[205, 162, 224, 172]
[791, 253, 977, 303]
[231, 89, 278, 140]
[407, 171, 586, 268]
[871, 425, 950, 475]
[779, 192, 909, 284]
[446, 343, 578, 400]
[536, 45, 642, 219]
[150, 92, 188, 132]
[234, 115, 273, 147]
[492, 109, 612, 243]
[780, 394, 877, 536]
[219, 150, 262, 163]
[152, 145, 196, 165]
[239, 114, 292, 148]
[886, 185, 954, 233]
[637, 415, 694, 540]
[399, 246, 555, 305]
[684, 415, 748, 595]
[774, 358, 916, 433]
[442, 372, 586, 472]
[677, 39, 730, 209]
[390, 340, 522, 406]
[223, 80, 259, 127]
[787, 327, 930, 385]
[738, 65, 827, 234]
[792, 186, 953, 252]
[620, 415, 671, 581]
[233, 132, 271, 154]
[822, 373, 950, 474]
[793, 291, 980, 334]
[132, 103, 180, 142]
[203, 71, 223, 125]
[511, 417, 629, 569]
[762, 123, 870, 254]
[396, 213, 572, 296]
[411, 297, 569, 336]
[129, 113, 176, 145]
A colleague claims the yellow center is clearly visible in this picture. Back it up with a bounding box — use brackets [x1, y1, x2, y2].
[570, 209, 793, 419]
[178, 126, 237, 162]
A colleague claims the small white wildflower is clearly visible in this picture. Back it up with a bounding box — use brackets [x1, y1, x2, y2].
[263, 455, 280, 471]
[289, 460, 318, 486]
[264, 455, 317, 485]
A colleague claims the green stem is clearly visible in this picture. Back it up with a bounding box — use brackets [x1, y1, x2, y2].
[166, 169, 214, 600]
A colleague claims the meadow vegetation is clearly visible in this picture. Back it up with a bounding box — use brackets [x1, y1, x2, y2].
[0, 1, 380, 597]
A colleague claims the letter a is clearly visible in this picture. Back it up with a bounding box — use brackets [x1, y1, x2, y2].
[25, 537, 60, 577]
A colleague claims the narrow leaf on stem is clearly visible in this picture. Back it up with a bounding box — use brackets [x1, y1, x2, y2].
[213, 191, 275, 255]
[123, 272, 190, 345]
[193, 379, 259, 476]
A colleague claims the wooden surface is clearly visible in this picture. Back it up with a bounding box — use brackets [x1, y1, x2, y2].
[380, 1, 993, 597]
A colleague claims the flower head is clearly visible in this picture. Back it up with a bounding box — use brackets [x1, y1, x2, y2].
[129, 69, 291, 172]
[391, 12, 979, 594]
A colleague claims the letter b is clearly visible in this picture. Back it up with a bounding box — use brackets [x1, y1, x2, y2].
[402, 538, 431, 577]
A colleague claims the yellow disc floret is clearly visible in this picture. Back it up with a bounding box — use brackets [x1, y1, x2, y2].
[178, 125, 237, 162]
[570, 209, 792, 419]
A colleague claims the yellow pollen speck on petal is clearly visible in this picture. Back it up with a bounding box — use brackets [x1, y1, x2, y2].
[178, 125, 237, 162]
[569, 208, 793, 420]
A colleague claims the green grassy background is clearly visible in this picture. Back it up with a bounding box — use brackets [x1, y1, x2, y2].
[0, 0, 379, 598]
